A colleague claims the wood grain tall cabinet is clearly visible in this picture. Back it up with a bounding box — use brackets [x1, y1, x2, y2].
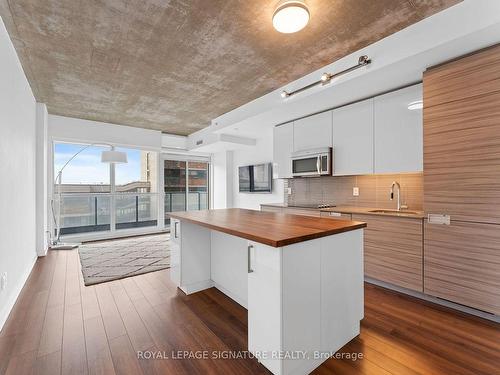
[423, 44, 500, 315]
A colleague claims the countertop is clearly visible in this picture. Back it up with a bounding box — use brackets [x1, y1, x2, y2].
[169, 208, 366, 247]
[261, 203, 425, 219]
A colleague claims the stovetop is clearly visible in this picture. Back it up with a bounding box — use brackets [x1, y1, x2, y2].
[288, 204, 336, 209]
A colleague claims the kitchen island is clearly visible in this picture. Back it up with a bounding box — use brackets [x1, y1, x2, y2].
[169, 208, 366, 375]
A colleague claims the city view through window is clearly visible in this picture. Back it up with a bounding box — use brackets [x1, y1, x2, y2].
[54, 143, 159, 235]
[53, 144, 208, 236]
[164, 160, 209, 225]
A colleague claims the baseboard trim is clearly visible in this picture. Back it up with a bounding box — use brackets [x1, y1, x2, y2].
[365, 277, 500, 323]
[179, 279, 214, 295]
[0, 254, 38, 332]
[213, 282, 248, 309]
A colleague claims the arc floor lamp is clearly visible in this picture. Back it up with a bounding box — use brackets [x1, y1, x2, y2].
[50, 143, 128, 250]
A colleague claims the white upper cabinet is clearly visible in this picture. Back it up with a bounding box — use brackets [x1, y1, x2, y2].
[273, 122, 294, 179]
[332, 98, 374, 176]
[293, 111, 333, 151]
[374, 84, 423, 173]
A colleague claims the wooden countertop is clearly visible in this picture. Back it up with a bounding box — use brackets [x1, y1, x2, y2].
[169, 208, 366, 247]
[321, 206, 425, 219]
[261, 203, 425, 219]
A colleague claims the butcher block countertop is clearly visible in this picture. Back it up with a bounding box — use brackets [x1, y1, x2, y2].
[261, 203, 425, 219]
[169, 208, 366, 247]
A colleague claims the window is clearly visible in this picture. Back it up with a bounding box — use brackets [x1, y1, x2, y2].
[53, 143, 111, 234]
[53, 142, 158, 236]
[115, 148, 158, 229]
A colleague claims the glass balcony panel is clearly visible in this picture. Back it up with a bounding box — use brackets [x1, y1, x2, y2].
[57, 194, 111, 235]
[115, 194, 158, 230]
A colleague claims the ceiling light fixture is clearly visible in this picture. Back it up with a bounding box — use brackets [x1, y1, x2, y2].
[273, 0, 310, 34]
[408, 100, 423, 110]
[280, 55, 372, 99]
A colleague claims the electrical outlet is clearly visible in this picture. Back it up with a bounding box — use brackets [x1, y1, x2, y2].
[0, 272, 6, 291]
[353, 187, 359, 196]
[286, 187, 292, 195]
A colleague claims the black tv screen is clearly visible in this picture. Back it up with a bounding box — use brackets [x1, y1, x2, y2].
[239, 163, 272, 193]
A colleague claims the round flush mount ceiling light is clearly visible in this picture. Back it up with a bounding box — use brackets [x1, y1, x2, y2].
[273, 0, 310, 34]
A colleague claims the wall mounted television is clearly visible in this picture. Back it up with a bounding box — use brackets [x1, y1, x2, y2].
[238, 163, 272, 193]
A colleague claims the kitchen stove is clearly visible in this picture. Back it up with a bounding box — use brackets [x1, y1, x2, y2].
[288, 204, 336, 209]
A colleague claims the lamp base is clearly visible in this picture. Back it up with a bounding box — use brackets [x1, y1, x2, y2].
[50, 242, 80, 250]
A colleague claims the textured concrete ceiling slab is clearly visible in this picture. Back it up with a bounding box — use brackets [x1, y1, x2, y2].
[0, 0, 461, 135]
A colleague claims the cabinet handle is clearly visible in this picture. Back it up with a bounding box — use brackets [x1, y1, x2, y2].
[248, 244, 254, 273]
[316, 156, 321, 174]
[174, 221, 179, 238]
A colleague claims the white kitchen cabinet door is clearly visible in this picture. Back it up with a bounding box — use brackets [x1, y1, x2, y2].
[211, 231, 248, 308]
[247, 241, 282, 375]
[374, 84, 423, 173]
[273, 122, 293, 178]
[332, 98, 374, 175]
[293, 111, 332, 151]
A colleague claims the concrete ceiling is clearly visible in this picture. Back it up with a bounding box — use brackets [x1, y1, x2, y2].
[0, 0, 461, 135]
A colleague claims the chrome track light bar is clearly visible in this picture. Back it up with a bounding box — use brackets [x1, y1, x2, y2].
[281, 55, 372, 98]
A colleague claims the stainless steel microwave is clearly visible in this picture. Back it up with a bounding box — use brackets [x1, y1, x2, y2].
[291, 147, 332, 177]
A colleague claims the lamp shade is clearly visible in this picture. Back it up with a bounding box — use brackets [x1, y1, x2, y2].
[101, 150, 128, 164]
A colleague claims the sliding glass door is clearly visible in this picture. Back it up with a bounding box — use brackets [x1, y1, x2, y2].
[188, 161, 209, 211]
[164, 158, 209, 225]
[164, 160, 186, 225]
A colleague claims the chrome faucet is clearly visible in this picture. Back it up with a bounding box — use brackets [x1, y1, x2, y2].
[390, 181, 402, 211]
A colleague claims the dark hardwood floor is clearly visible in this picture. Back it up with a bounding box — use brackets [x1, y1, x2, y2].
[1, 249, 499, 375]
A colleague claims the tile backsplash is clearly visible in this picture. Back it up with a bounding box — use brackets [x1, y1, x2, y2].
[285, 173, 423, 210]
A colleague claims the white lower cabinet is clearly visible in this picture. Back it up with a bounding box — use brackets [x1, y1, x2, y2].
[210, 231, 248, 308]
[248, 241, 283, 375]
[248, 230, 363, 375]
[169, 220, 212, 294]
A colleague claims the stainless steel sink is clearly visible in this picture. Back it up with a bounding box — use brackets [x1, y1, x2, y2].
[368, 209, 420, 215]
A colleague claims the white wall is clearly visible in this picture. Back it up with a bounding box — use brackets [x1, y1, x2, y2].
[211, 151, 233, 209]
[230, 131, 284, 210]
[0, 16, 38, 331]
[48, 115, 162, 151]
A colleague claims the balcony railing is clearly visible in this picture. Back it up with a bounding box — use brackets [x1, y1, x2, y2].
[55, 193, 158, 235]
[54, 191, 208, 235]
[164, 192, 208, 224]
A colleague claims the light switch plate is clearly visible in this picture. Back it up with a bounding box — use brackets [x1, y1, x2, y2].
[353, 187, 359, 196]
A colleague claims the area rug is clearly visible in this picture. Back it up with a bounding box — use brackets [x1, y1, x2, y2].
[78, 233, 170, 286]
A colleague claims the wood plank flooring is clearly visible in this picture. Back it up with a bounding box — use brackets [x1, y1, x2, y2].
[1, 249, 499, 375]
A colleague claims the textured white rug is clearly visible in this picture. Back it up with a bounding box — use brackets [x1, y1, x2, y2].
[78, 233, 170, 286]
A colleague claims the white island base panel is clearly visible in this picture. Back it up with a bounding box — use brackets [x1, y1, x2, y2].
[170, 219, 364, 375]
